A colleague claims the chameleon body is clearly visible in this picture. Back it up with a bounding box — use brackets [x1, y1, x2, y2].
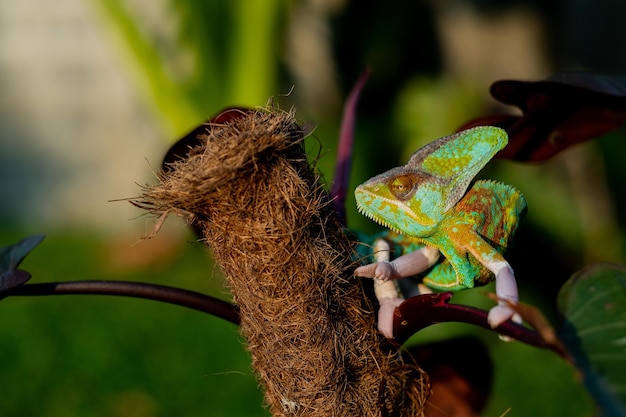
[353, 126, 526, 338]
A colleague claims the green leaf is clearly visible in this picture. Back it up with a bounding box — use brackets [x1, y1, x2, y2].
[558, 263, 626, 417]
[0, 234, 45, 293]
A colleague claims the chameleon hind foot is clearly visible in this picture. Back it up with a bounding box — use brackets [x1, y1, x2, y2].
[358, 238, 405, 338]
[487, 304, 522, 328]
[377, 296, 404, 338]
[489, 264, 522, 328]
[489, 304, 523, 342]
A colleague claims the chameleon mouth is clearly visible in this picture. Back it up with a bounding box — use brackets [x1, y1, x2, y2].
[356, 201, 403, 235]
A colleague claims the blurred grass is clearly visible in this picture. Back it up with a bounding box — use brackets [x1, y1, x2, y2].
[0, 229, 268, 417]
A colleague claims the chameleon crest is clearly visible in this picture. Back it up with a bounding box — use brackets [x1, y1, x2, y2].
[354, 126, 526, 338]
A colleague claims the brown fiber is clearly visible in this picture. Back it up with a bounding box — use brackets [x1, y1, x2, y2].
[132, 107, 429, 416]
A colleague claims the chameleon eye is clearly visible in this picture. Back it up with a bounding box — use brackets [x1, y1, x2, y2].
[389, 175, 415, 200]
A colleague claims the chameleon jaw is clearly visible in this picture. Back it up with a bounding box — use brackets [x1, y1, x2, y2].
[356, 200, 404, 235]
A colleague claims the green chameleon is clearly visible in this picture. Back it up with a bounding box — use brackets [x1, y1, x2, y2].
[353, 126, 527, 338]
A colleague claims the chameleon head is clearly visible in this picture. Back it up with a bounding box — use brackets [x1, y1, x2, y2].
[355, 126, 508, 238]
[355, 167, 449, 237]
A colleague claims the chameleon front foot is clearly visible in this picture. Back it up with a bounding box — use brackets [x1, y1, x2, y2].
[354, 261, 396, 281]
[354, 244, 440, 282]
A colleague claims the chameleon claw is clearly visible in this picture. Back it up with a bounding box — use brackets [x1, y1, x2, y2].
[354, 263, 377, 278]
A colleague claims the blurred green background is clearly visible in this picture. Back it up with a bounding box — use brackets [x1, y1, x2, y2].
[2, 0, 626, 415]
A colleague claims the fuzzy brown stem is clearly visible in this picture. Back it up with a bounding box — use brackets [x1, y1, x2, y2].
[132, 108, 428, 416]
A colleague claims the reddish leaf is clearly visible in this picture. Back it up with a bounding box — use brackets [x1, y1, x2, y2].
[461, 72, 626, 162]
[403, 337, 493, 417]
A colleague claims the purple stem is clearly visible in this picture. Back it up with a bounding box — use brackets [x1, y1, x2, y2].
[4, 280, 240, 325]
[330, 68, 370, 226]
[393, 292, 564, 356]
[3, 281, 558, 355]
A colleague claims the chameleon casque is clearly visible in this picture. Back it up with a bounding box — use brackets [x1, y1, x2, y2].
[353, 126, 527, 338]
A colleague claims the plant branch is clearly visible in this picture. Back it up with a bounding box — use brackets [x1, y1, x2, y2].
[393, 292, 568, 358]
[3, 280, 240, 325]
[2, 280, 563, 356]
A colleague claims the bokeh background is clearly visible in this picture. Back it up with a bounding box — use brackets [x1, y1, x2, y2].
[1, 0, 625, 416]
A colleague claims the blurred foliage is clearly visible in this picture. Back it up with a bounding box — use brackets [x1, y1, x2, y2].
[0, 230, 268, 417]
[94, 0, 287, 137]
[2, 0, 626, 416]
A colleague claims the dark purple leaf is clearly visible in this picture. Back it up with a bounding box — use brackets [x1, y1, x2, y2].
[0, 234, 44, 272]
[461, 72, 626, 162]
[0, 270, 32, 294]
[0, 234, 44, 293]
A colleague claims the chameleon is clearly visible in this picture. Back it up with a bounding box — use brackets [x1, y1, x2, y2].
[353, 126, 527, 338]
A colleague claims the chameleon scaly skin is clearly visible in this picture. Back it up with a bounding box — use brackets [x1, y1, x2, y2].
[353, 126, 526, 338]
